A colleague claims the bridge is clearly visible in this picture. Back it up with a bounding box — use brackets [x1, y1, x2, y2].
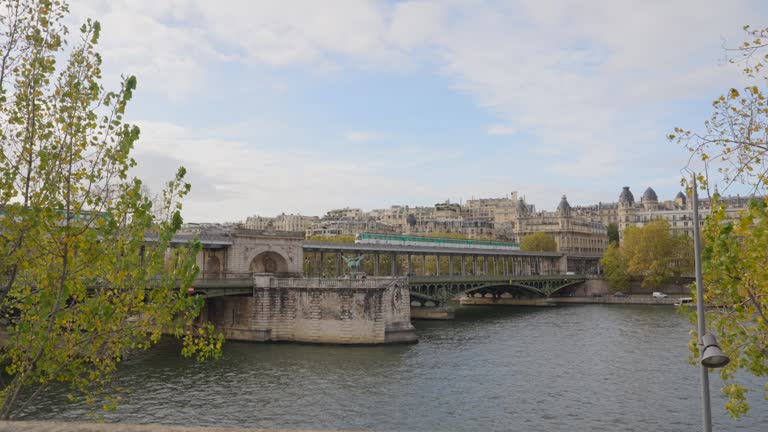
[191, 271, 587, 308]
[407, 274, 588, 306]
[160, 227, 599, 279]
[302, 241, 572, 277]
[165, 227, 596, 305]
[147, 227, 598, 343]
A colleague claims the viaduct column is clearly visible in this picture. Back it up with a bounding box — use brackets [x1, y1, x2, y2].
[422, 255, 427, 276]
[436, 255, 441, 275]
[449, 256, 454, 276]
[335, 252, 341, 277]
[461, 255, 466, 276]
[407, 254, 412, 275]
[391, 253, 397, 276]
[319, 252, 324, 277]
[374, 253, 380, 276]
[472, 256, 478, 275]
[313, 252, 320, 277]
[483, 256, 489, 275]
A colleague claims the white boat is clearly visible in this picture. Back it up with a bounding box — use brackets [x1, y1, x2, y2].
[674, 297, 694, 307]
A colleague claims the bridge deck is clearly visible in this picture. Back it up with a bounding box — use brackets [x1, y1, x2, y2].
[303, 241, 563, 257]
[408, 274, 588, 284]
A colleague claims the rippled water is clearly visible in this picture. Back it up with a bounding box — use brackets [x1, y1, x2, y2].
[22, 305, 768, 431]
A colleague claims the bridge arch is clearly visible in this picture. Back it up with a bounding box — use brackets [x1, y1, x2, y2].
[250, 251, 288, 274]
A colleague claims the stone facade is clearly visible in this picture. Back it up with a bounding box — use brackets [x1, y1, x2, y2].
[299, 192, 607, 253]
[514, 195, 607, 255]
[243, 213, 319, 232]
[573, 186, 753, 239]
[201, 276, 416, 344]
[187, 226, 305, 277]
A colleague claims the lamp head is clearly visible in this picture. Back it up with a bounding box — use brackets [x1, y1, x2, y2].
[701, 334, 730, 369]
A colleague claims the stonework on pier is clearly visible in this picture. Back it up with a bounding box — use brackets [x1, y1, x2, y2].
[199, 275, 417, 344]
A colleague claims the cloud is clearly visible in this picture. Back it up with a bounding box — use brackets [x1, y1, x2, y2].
[130, 121, 442, 221]
[486, 124, 516, 136]
[344, 130, 380, 143]
[66, 0, 768, 215]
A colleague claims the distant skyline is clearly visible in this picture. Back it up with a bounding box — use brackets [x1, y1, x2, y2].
[69, 0, 768, 221]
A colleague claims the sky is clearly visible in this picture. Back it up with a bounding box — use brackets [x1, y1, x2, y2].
[67, 0, 768, 222]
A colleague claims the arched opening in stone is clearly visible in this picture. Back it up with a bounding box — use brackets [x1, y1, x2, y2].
[250, 251, 288, 274]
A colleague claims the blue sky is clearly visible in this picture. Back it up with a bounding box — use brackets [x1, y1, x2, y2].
[69, 0, 768, 222]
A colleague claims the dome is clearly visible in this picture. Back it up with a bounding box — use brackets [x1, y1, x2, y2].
[619, 186, 634, 204]
[642, 187, 658, 202]
[557, 195, 571, 212]
[517, 198, 528, 216]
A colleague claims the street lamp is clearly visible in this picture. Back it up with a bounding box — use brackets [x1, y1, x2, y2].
[701, 334, 730, 369]
[691, 176, 730, 432]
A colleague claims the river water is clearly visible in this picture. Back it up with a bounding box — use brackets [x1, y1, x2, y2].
[21, 305, 768, 431]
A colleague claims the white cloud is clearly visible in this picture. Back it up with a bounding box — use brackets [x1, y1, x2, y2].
[486, 124, 516, 136]
[344, 130, 380, 143]
[131, 121, 441, 221]
[66, 0, 768, 214]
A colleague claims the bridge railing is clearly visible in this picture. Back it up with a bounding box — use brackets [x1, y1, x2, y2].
[259, 276, 406, 290]
[407, 274, 587, 283]
[197, 272, 253, 280]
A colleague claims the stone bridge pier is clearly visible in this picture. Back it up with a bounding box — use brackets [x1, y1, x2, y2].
[197, 275, 417, 344]
[174, 227, 417, 344]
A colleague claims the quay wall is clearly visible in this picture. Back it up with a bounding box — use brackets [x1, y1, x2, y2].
[573, 278, 693, 297]
[460, 295, 680, 306]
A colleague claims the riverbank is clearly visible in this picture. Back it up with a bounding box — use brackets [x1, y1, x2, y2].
[460, 295, 681, 306]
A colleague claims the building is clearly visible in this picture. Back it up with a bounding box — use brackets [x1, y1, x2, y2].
[600, 186, 752, 239]
[305, 218, 398, 237]
[243, 213, 319, 233]
[515, 195, 608, 255]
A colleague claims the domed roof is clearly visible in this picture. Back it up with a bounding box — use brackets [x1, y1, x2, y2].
[619, 186, 634, 204]
[557, 195, 571, 212]
[642, 187, 658, 202]
[517, 198, 528, 216]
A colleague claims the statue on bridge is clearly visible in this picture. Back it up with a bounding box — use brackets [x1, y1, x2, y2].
[342, 255, 366, 276]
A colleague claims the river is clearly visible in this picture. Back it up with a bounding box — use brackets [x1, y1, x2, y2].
[20, 305, 768, 431]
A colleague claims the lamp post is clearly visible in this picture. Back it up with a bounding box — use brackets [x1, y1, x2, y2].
[691, 176, 730, 432]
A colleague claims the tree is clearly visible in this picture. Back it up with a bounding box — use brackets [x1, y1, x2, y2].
[670, 25, 768, 417]
[519, 232, 557, 252]
[0, 0, 221, 418]
[606, 223, 620, 245]
[602, 220, 693, 289]
[600, 242, 629, 291]
[622, 220, 688, 288]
